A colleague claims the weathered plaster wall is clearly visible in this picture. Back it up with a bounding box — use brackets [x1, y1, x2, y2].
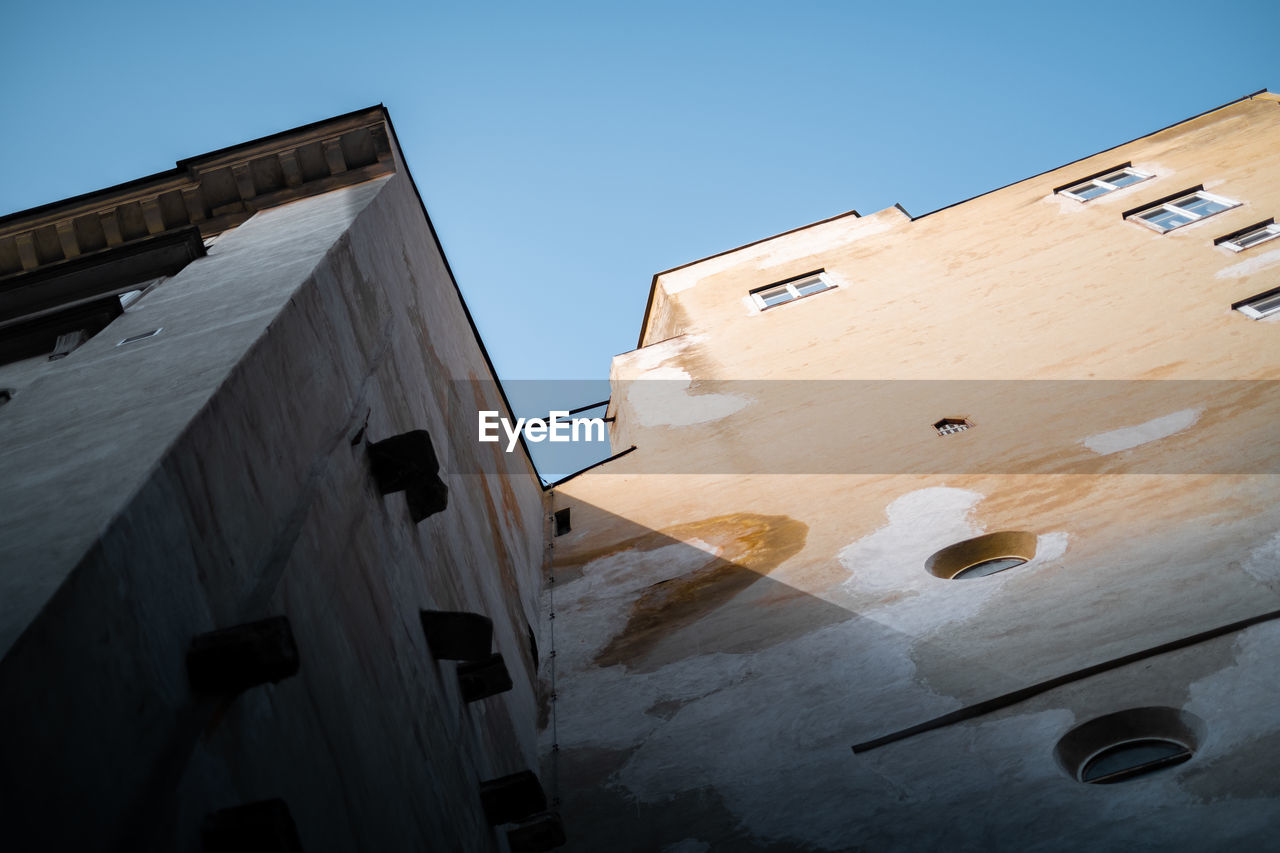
[547, 93, 1280, 851]
[0, 166, 546, 850]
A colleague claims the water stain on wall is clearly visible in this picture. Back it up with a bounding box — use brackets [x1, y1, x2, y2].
[591, 514, 808, 670]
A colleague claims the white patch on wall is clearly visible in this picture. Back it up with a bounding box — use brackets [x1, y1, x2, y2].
[1240, 531, 1280, 588]
[1082, 408, 1201, 455]
[836, 487, 1068, 634]
[1214, 246, 1280, 279]
[628, 366, 751, 427]
[1185, 621, 1280, 756]
[617, 334, 699, 373]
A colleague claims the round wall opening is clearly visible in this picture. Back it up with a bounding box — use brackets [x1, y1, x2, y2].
[925, 531, 1037, 580]
[1055, 707, 1203, 785]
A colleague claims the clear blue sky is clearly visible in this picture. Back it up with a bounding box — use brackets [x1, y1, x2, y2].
[3, 1, 1278, 475]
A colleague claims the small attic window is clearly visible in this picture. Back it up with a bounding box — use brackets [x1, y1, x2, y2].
[554, 508, 571, 536]
[750, 271, 835, 310]
[1216, 219, 1280, 253]
[1057, 165, 1151, 201]
[1126, 188, 1239, 233]
[1233, 287, 1280, 320]
[933, 417, 971, 436]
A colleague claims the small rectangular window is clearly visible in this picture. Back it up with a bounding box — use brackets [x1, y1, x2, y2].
[1127, 189, 1240, 233]
[1058, 166, 1151, 202]
[751, 271, 834, 310]
[1234, 287, 1280, 319]
[1217, 220, 1280, 253]
[553, 508, 571, 536]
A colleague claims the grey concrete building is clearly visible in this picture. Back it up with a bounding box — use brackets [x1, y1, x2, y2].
[0, 108, 553, 851]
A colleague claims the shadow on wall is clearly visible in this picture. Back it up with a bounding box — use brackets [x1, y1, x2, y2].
[540, 500, 892, 853]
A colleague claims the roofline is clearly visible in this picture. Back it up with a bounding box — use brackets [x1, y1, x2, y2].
[908, 88, 1270, 223]
[636, 206, 860, 348]
[0, 104, 389, 226]
[634, 87, 1272, 349]
[0, 104, 544, 483]
[380, 110, 544, 483]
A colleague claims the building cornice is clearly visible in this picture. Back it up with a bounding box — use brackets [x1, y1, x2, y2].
[0, 106, 396, 279]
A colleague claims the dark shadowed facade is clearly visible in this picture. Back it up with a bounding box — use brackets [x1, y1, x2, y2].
[0, 108, 553, 851]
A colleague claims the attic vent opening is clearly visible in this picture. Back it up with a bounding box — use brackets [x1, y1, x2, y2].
[117, 327, 162, 346]
[933, 417, 971, 436]
[554, 508, 571, 536]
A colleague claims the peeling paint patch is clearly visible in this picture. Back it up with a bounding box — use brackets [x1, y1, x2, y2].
[1185, 622, 1280, 758]
[1214, 246, 1280, 278]
[594, 514, 808, 669]
[629, 366, 751, 427]
[838, 487, 1068, 634]
[1082, 408, 1201, 455]
[1240, 530, 1280, 588]
[622, 334, 700, 372]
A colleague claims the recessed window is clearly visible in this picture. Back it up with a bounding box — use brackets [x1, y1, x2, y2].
[1080, 739, 1192, 784]
[952, 557, 1026, 579]
[1058, 166, 1151, 202]
[1056, 707, 1202, 785]
[553, 508, 571, 536]
[1127, 189, 1240, 233]
[1216, 219, 1280, 252]
[751, 271, 834, 310]
[925, 531, 1038, 580]
[1233, 287, 1280, 319]
[933, 417, 971, 436]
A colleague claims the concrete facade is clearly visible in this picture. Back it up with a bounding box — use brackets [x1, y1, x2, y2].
[547, 92, 1280, 850]
[0, 110, 549, 850]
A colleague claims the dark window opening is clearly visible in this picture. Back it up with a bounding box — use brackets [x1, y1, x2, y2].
[527, 622, 539, 673]
[1081, 739, 1192, 784]
[952, 557, 1027, 579]
[554, 508, 571, 536]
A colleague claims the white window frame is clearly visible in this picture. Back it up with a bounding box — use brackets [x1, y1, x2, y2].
[1059, 167, 1152, 202]
[750, 271, 835, 310]
[1128, 190, 1240, 233]
[1219, 222, 1280, 252]
[1234, 288, 1280, 320]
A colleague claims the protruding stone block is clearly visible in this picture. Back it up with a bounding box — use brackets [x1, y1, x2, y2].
[368, 430, 448, 521]
[405, 479, 448, 522]
[201, 799, 303, 853]
[457, 653, 513, 702]
[420, 610, 493, 661]
[480, 771, 547, 825]
[507, 812, 566, 852]
[187, 616, 300, 694]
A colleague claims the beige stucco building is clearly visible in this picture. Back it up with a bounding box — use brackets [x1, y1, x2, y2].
[545, 91, 1280, 851]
